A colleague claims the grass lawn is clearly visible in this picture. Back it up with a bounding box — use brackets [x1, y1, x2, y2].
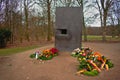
[0, 35, 119, 56]
[0, 45, 39, 56]
[82, 35, 120, 41]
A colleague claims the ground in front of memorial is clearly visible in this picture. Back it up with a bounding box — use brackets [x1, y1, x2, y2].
[0, 42, 120, 80]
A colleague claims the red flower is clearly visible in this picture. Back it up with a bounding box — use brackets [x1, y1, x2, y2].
[50, 48, 58, 54]
[82, 53, 86, 56]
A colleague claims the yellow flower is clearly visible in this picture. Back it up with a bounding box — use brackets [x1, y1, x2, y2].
[81, 50, 84, 53]
[83, 58, 86, 60]
[78, 58, 81, 61]
[80, 52, 82, 54]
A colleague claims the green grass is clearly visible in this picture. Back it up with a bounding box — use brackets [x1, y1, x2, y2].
[0, 46, 39, 56]
[82, 35, 120, 41]
[0, 35, 119, 56]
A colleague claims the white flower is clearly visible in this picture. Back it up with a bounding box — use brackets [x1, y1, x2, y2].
[74, 48, 81, 53]
[71, 52, 76, 55]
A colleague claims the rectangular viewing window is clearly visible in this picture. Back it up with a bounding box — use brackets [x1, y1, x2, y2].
[57, 29, 67, 34]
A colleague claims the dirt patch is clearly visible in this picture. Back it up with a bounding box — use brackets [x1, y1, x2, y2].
[0, 56, 10, 64]
[0, 42, 120, 80]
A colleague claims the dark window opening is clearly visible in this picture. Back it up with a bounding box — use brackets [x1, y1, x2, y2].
[58, 29, 67, 34]
[61, 29, 67, 34]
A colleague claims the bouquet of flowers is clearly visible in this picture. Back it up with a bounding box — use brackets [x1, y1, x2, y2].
[50, 48, 59, 56]
[72, 47, 114, 76]
[30, 48, 58, 60]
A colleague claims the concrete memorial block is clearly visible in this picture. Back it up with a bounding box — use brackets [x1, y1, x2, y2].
[55, 7, 83, 51]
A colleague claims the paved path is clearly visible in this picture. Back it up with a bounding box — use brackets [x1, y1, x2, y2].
[0, 42, 120, 80]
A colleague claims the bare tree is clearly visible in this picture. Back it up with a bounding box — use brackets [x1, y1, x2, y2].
[59, 0, 73, 7]
[96, 0, 113, 41]
[76, 0, 87, 41]
[110, 0, 120, 37]
[0, 0, 4, 27]
[47, 0, 52, 41]
[113, 0, 120, 25]
[36, 0, 53, 41]
[1, 0, 19, 43]
[23, 0, 35, 41]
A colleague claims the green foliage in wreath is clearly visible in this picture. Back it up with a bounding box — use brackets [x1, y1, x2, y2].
[83, 70, 99, 76]
[78, 60, 94, 71]
[39, 55, 53, 60]
[106, 59, 114, 68]
[30, 54, 36, 58]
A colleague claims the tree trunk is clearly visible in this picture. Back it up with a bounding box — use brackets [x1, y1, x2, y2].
[81, 0, 87, 41]
[24, 0, 30, 42]
[83, 16, 87, 41]
[47, 0, 52, 41]
[19, 0, 23, 43]
[102, 11, 107, 42]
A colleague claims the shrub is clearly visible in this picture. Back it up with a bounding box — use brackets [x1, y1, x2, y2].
[0, 28, 11, 48]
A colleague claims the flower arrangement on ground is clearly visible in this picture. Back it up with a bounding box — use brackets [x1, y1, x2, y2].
[50, 48, 59, 56]
[71, 47, 114, 76]
[30, 48, 58, 60]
